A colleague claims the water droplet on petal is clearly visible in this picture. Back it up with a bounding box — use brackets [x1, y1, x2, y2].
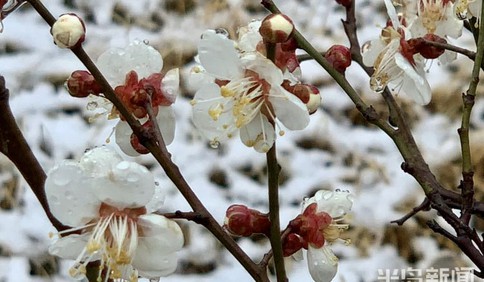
[323, 192, 333, 200]
[53, 173, 72, 186]
[50, 195, 60, 205]
[149, 278, 160, 282]
[116, 161, 130, 171]
[65, 191, 74, 200]
[126, 173, 139, 182]
[143, 39, 150, 45]
[215, 28, 229, 37]
[87, 101, 98, 111]
[209, 140, 220, 149]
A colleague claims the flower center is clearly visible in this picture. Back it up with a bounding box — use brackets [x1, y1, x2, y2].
[419, 0, 446, 34]
[64, 204, 146, 281]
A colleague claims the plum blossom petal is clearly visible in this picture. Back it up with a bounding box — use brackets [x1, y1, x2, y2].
[79, 145, 124, 177]
[303, 190, 354, 218]
[115, 120, 140, 157]
[45, 161, 100, 227]
[132, 214, 184, 277]
[89, 160, 155, 209]
[97, 40, 163, 87]
[307, 245, 338, 282]
[394, 53, 431, 105]
[155, 106, 176, 145]
[240, 113, 275, 153]
[198, 30, 243, 80]
[269, 87, 309, 130]
[49, 233, 92, 260]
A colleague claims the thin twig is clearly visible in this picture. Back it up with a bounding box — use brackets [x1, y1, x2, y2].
[391, 198, 430, 226]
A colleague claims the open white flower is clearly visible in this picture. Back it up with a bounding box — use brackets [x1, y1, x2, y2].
[46, 146, 184, 281]
[91, 40, 179, 156]
[190, 30, 309, 152]
[302, 190, 353, 282]
[408, 0, 463, 38]
[362, 0, 431, 105]
[454, 0, 482, 20]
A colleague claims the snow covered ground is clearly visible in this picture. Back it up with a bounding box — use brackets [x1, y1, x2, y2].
[0, 0, 481, 281]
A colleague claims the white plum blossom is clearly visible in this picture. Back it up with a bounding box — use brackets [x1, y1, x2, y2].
[407, 0, 463, 38]
[46, 146, 184, 281]
[362, 0, 432, 105]
[302, 190, 353, 282]
[91, 40, 179, 156]
[454, 0, 482, 20]
[190, 29, 309, 152]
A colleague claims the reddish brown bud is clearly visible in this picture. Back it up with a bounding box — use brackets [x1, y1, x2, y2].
[224, 204, 270, 237]
[259, 14, 294, 43]
[66, 70, 101, 98]
[325, 45, 351, 73]
[416, 34, 446, 59]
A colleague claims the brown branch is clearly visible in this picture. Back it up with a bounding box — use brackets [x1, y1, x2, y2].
[0, 75, 68, 231]
[391, 198, 430, 226]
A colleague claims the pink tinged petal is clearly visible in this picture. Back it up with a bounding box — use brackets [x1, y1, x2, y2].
[198, 30, 243, 80]
[97, 41, 163, 87]
[133, 214, 184, 278]
[394, 53, 432, 105]
[156, 106, 176, 145]
[90, 161, 155, 209]
[242, 53, 284, 85]
[192, 83, 236, 142]
[114, 120, 140, 157]
[269, 87, 310, 130]
[49, 233, 91, 260]
[306, 190, 354, 218]
[161, 68, 179, 104]
[240, 113, 275, 153]
[79, 146, 123, 177]
[469, 0, 482, 18]
[307, 246, 338, 282]
[45, 161, 101, 227]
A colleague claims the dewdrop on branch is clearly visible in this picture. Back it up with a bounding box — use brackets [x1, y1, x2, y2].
[51, 13, 85, 48]
[259, 13, 294, 43]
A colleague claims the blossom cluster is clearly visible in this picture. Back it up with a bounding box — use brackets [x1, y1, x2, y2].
[190, 16, 321, 152]
[362, 0, 473, 105]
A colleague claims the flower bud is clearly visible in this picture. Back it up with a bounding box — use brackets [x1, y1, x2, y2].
[259, 14, 294, 43]
[307, 89, 321, 115]
[224, 204, 270, 237]
[325, 45, 351, 74]
[416, 34, 446, 59]
[51, 13, 85, 48]
[66, 70, 101, 98]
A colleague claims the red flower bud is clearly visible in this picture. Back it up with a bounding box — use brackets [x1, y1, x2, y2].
[325, 45, 351, 74]
[224, 204, 270, 237]
[66, 70, 101, 98]
[417, 34, 446, 59]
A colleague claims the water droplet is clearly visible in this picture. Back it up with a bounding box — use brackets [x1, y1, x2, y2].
[335, 188, 341, 192]
[116, 161, 130, 171]
[323, 192, 333, 200]
[53, 173, 71, 186]
[215, 28, 229, 37]
[154, 181, 159, 186]
[50, 195, 60, 205]
[126, 173, 139, 182]
[86, 101, 98, 111]
[209, 140, 220, 149]
[149, 278, 160, 282]
[362, 41, 372, 53]
[65, 191, 74, 200]
[143, 39, 150, 45]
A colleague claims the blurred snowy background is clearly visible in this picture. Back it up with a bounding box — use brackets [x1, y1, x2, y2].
[0, 0, 482, 281]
